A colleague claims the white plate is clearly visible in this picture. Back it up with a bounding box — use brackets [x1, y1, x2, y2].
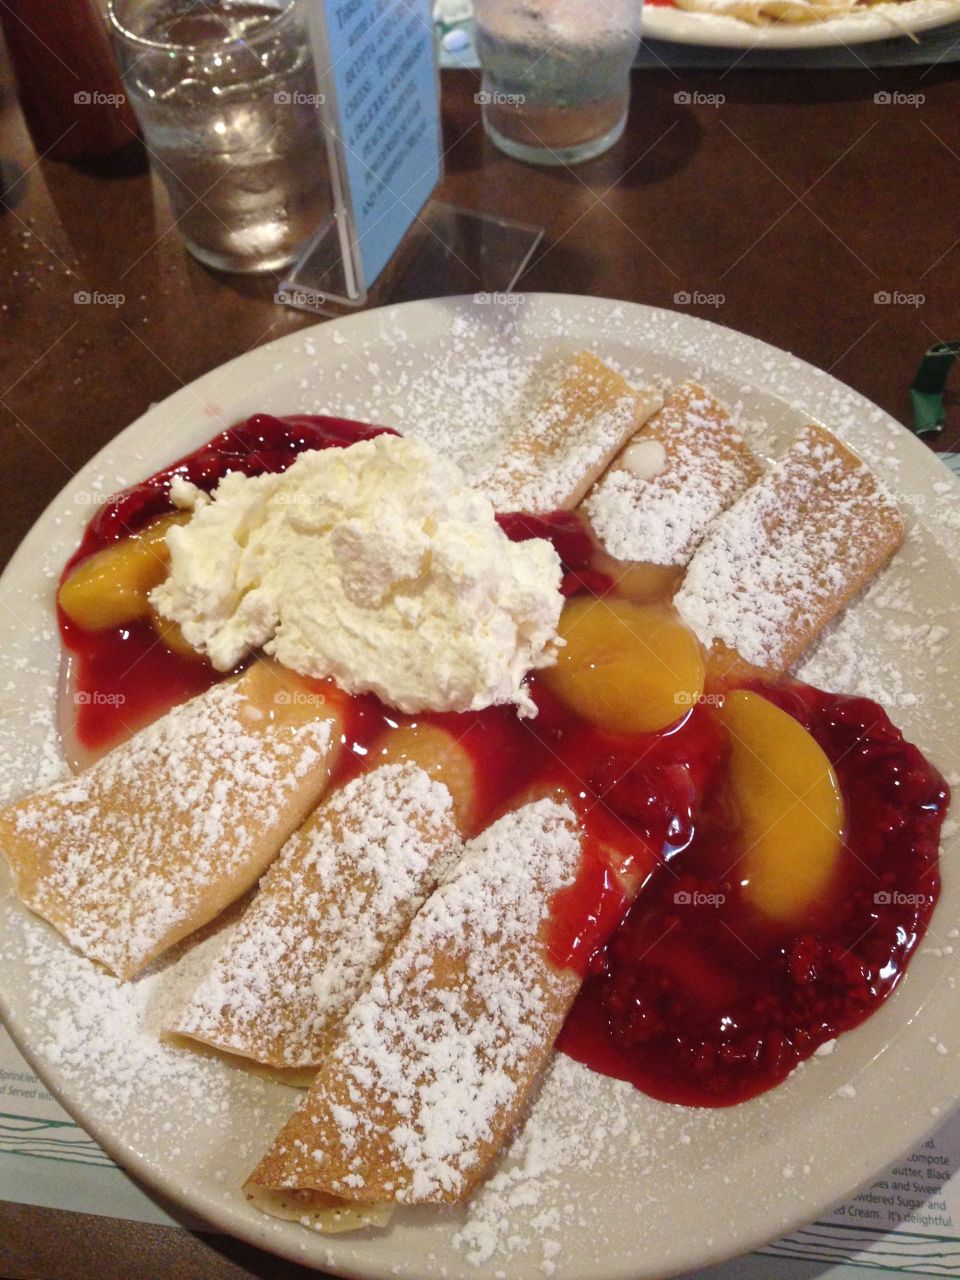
[642, 0, 960, 46]
[1, 295, 959, 1280]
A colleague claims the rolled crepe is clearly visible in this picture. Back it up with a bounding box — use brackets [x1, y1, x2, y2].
[474, 352, 663, 514]
[583, 382, 762, 599]
[245, 795, 584, 1228]
[167, 762, 460, 1077]
[0, 659, 342, 979]
[371, 721, 478, 836]
[675, 424, 904, 683]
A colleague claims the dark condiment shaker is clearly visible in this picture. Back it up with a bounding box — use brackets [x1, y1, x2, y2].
[1, 0, 140, 160]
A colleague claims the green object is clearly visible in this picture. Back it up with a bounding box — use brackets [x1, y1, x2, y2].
[910, 341, 960, 436]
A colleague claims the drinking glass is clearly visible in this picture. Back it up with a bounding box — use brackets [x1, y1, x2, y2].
[109, 0, 331, 273]
[474, 0, 643, 166]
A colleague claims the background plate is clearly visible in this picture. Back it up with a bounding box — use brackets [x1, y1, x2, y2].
[642, 0, 960, 46]
[0, 295, 958, 1280]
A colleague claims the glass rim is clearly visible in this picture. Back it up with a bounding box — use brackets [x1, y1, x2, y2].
[107, 0, 300, 53]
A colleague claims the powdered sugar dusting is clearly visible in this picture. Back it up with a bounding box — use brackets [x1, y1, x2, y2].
[252, 798, 583, 1205]
[475, 393, 639, 515]
[0, 297, 958, 1279]
[0, 678, 332, 978]
[0, 691, 65, 803]
[676, 424, 904, 673]
[453, 1055, 640, 1271]
[585, 383, 760, 565]
[473, 353, 660, 515]
[171, 763, 459, 1069]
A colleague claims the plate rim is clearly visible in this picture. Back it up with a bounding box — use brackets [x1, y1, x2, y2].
[1, 292, 959, 1280]
[642, 0, 960, 47]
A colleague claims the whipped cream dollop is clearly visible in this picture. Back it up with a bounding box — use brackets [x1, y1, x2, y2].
[150, 435, 564, 716]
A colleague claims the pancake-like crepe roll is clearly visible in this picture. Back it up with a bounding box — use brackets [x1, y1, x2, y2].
[168, 762, 460, 1075]
[583, 383, 761, 599]
[474, 352, 662, 514]
[371, 721, 478, 836]
[675, 424, 904, 683]
[0, 659, 343, 979]
[245, 796, 584, 1228]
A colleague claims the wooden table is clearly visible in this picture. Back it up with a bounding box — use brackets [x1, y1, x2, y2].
[1, 56, 959, 1280]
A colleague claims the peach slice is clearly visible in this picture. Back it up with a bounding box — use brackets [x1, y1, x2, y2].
[720, 690, 845, 924]
[591, 543, 683, 605]
[149, 604, 202, 659]
[542, 598, 705, 735]
[58, 513, 187, 632]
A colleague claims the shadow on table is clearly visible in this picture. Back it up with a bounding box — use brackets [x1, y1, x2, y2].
[529, 101, 703, 189]
[0, 159, 27, 212]
[684, 1253, 841, 1280]
[439, 67, 703, 189]
[35, 141, 162, 286]
[671, 61, 960, 106]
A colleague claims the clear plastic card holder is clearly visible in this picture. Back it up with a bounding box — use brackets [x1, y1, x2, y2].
[277, 0, 543, 315]
[279, 200, 544, 315]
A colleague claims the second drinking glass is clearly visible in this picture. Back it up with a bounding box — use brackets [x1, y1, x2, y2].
[474, 0, 643, 166]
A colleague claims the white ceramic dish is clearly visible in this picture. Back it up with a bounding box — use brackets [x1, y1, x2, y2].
[0, 295, 958, 1280]
[642, 0, 960, 46]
